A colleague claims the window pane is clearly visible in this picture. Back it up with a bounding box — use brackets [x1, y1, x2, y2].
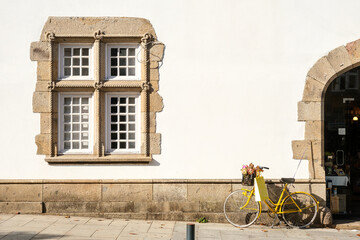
[64, 115, 71, 122]
[64, 48, 71, 56]
[111, 106, 117, 113]
[82, 123, 88, 131]
[111, 98, 118, 104]
[120, 98, 126, 104]
[111, 142, 117, 149]
[128, 106, 135, 113]
[64, 68, 71, 76]
[119, 142, 126, 149]
[81, 115, 89, 122]
[111, 58, 117, 66]
[64, 142, 71, 149]
[81, 106, 89, 113]
[129, 133, 135, 140]
[73, 115, 80, 122]
[64, 98, 71, 105]
[73, 58, 80, 66]
[82, 132, 88, 140]
[119, 68, 126, 76]
[64, 133, 71, 140]
[128, 68, 135, 76]
[128, 48, 135, 56]
[73, 124, 80, 131]
[73, 68, 80, 76]
[72, 133, 80, 140]
[129, 98, 135, 104]
[111, 68, 117, 76]
[72, 142, 80, 149]
[119, 115, 126, 122]
[82, 98, 89, 104]
[120, 133, 126, 139]
[73, 106, 79, 113]
[82, 68, 89, 76]
[111, 124, 117, 131]
[81, 141, 88, 149]
[64, 124, 71, 131]
[111, 48, 118, 56]
[82, 48, 89, 56]
[119, 58, 126, 66]
[120, 124, 126, 131]
[82, 58, 89, 66]
[111, 115, 117, 122]
[129, 115, 135, 122]
[64, 106, 71, 113]
[129, 124, 135, 131]
[73, 98, 80, 104]
[120, 106, 126, 113]
[111, 133, 117, 140]
[119, 48, 126, 56]
[64, 58, 71, 66]
[73, 48, 80, 56]
[129, 142, 135, 149]
[128, 58, 135, 66]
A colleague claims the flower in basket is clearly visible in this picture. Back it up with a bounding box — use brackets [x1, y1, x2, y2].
[241, 165, 248, 175]
[255, 165, 264, 177]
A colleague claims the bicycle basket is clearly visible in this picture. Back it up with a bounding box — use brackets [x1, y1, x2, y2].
[242, 173, 255, 186]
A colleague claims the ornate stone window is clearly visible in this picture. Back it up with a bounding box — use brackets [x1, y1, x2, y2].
[31, 17, 165, 163]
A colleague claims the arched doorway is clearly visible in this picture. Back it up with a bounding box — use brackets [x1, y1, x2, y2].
[325, 66, 360, 215]
[292, 39, 360, 215]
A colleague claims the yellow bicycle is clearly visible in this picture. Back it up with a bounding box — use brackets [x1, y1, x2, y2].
[223, 167, 319, 228]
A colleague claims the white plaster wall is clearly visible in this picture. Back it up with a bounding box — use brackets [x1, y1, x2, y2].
[0, 0, 359, 179]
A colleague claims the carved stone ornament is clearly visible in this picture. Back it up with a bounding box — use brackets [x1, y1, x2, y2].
[93, 30, 105, 40]
[93, 82, 104, 90]
[45, 32, 55, 41]
[47, 82, 56, 90]
[141, 82, 151, 91]
[141, 33, 153, 44]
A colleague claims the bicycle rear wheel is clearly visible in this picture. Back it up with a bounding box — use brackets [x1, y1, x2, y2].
[281, 192, 318, 228]
[223, 188, 260, 227]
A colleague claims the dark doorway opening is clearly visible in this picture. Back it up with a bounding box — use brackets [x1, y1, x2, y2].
[325, 66, 360, 216]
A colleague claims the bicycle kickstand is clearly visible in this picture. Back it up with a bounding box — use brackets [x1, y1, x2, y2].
[270, 214, 282, 228]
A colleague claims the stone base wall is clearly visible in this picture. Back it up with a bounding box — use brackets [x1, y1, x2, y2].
[0, 179, 326, 223]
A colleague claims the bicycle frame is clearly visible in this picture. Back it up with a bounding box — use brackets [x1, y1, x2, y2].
[246, 183, 319, 219]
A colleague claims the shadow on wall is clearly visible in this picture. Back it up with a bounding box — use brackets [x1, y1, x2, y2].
[48, 159, 161, 167]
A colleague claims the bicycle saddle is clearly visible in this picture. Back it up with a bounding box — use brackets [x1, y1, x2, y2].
[280, 178, 295, 183]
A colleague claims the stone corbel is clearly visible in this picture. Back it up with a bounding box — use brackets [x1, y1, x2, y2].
[45, 32, 55, 42]
[94, 82, 103, 90]
[47, 82, 56, 91]
[93, 30, 105, 41]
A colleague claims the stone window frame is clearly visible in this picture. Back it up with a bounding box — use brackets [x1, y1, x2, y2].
[292, 38, 360, 179]
[31, 17, 165, 164]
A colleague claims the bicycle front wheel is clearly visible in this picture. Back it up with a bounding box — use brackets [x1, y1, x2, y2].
[281, 192, 318, 228]
[224, 188, 260, 228]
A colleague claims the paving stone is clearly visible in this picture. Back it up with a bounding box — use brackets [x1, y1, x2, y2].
[91, 227, 122, 238]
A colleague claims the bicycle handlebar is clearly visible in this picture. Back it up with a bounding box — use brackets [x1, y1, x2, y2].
[259, 166, 269, 170]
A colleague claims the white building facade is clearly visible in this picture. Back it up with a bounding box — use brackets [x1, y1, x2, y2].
[0, 0, 359, 221]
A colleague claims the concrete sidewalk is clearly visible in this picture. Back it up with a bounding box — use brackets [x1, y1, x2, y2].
[0, 214, 359, 240]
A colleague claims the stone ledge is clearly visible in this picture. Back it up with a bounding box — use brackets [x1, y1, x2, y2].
[45, 155, 152, 164]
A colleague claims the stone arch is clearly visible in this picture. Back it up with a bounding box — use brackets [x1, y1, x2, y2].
[292, 39, 360, 179]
